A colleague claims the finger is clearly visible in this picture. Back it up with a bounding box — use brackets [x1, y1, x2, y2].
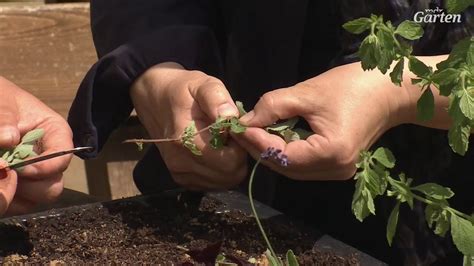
[0, 160, 18, 215]
[0, 85, 20, 148]
[19, 120, 73, 179]
[190, 80, 239, 120]
[4, 196, 36, 216]
[240, 88, 307, 128]
[15, 174, 63, 204]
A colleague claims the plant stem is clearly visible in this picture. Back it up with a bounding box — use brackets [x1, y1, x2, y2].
[123, 124, 214, 144]
[248, 159, 279, 263]
[411, 192, 473, 221]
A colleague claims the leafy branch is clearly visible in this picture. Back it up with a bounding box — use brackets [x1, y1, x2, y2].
[0, 129, 44, 170]
[343, 14, 474, 155]
[354, 147, 474, 264]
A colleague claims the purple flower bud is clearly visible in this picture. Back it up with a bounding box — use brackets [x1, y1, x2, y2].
[260, 147, 289, 167]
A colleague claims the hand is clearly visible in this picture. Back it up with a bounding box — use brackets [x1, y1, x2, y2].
[0, 77, 73, 215]
[233, 62, 414, 180]
[130, 63, 247, 190]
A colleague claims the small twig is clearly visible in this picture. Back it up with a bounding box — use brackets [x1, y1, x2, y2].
[122, 124, 215, 144]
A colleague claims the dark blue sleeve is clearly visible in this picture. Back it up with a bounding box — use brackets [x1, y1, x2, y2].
[68, 0, 223, 158]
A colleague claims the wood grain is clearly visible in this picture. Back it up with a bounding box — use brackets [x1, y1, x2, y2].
[0, 3, 96, 118]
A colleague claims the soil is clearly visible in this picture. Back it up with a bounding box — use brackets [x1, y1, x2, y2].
[0, 192, 360, 265]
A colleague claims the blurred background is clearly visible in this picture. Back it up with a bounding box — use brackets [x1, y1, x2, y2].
[0, 0, 146, 203]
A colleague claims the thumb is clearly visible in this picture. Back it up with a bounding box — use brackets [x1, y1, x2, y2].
[191, 80, 239, 121]
[240, 89, 303, 127]
[0, 86, 20, 149]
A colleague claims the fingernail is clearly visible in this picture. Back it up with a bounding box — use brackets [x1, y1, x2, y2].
[239, 111, 255, 125]
[218, 103, 237, 117]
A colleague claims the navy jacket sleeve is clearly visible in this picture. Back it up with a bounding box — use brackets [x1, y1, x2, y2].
[68, 0, 223, 158]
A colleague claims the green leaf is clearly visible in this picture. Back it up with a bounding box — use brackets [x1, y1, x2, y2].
[408, 56, 432, 78]
[359, 35, 380, 71]
[342, 17, 372, 34]
[445, 0, 474, 13]
[286, 250, 299, 266]
[438, 37, 473, 69]
[266, 117, 299, 132]
[20, 128, 44, 144]
[417, 87, 435, 121]
[230, 117, 246, 134]
[181, 121, 202, 155]
[448, 122, 470, 156]
[235, 101, 247, 117]
[387, 174, 414, 209]
[395, 21, 424, 40]
[376, 29, 396, 74]
[425, 204, 451, 237]
[451, 214, 474, 256]
[365, 166, 388, 196]
[431, 68, 460, 96]
[372, 147, 396, 168]
[386, 202, 400, 246]
[459, 88, 474, 120]
[413, 183, 455, 200]
[390, 58, 405, 86]
[352, 177, 375, 222]
[264, 249, 281, 266]
[282, 129, 300, 143]
[13, 144, 34, 159]
[292, 128, 312, 140]
[464, 255, 474, 266]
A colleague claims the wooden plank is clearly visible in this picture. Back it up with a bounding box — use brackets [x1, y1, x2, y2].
[0, 3, 96, 118]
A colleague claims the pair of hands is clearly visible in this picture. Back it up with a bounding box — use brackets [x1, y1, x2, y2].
[0, 77, 73, 216]
[131, 62, 415, 191]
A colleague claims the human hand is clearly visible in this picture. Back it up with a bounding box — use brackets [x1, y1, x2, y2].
[233, 62, 414, 180]
[130, 63, 247, 190]
[0, 77, 73, 215]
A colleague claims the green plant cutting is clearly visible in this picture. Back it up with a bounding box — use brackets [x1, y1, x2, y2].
[0, 128, 44, 170]
[343, 1, 474, 265]
[126, 1, 474, 265]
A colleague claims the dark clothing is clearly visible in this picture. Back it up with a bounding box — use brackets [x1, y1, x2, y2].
[68, 1, 474, 264]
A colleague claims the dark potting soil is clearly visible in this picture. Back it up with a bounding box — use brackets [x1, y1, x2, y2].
[0, 193, 359, 265]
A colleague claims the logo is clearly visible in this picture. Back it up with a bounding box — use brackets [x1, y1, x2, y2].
[413, 6, 461, 23]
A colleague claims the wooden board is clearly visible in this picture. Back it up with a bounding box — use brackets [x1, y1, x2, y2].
[0, 3, 96, 118]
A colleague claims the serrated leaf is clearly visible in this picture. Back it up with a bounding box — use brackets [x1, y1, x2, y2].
[365, 166, 388, 196]
[417, 87, 435, 121]
[425, 204, 451, 237]
[451, 214, 474, 256]
[413, 183, 455, 200]
[286, 250, 299, 266]
[266, 117, 299, 132]
[359, 35, 379, 71]
[395, 21, 424, 40]
[235, 101, 247, 117]
[448, 122, 470, 156]
[387, 202, 400, 246]
[459, 89, 474, 120]
[390, 58, 405, 86]
[352, 175, 373, 222]
[431, 68, 460, 96]
[230, 117, 246, 134]
[408, 56, 432, 78]
[20, 128, 44, 144]
[372, 147, 396, 168]
[438, 37, 473, 69]
[182, 121, 202, 155]
[342, 17, 372, 34]
[445, 0, 474, 13]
